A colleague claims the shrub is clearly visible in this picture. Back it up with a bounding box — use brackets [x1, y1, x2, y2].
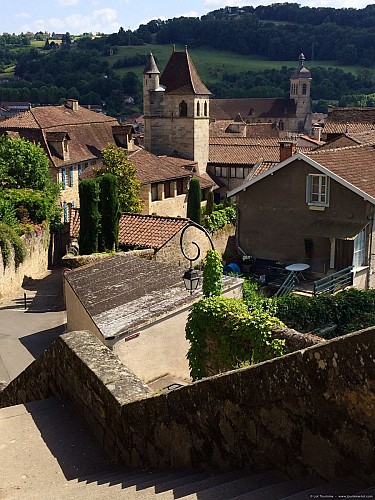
[186, 295, 285, 380]
[203, 205, 236, 232]
[0, 222, 26, 268]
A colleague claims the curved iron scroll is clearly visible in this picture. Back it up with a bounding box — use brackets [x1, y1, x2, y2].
[179, 221, 215, 265]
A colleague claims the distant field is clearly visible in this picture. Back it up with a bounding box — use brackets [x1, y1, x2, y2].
[110, 43, 360, 82]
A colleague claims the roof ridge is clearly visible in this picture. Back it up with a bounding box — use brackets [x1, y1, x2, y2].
[121, 212, 189, 223]
[308, 143, 375, 154]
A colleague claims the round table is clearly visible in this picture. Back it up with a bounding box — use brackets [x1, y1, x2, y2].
[285, 263, 310, 282]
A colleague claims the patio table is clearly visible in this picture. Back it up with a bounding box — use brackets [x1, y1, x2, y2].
[285, 263, 310, 282]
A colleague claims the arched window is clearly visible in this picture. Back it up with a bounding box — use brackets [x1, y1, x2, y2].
[278, 120, 284, 131]
[179, 100, 187, 117]
[302, 83, 307, 95]
[197, 101, 200, 116]
[204, 101, 208, 117]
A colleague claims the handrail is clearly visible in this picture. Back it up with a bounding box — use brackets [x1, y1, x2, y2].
[275, 271, 296, 297]
[313, 266, 353, 295]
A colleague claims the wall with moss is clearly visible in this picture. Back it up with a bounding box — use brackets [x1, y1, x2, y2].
[0, 229, 50, 300]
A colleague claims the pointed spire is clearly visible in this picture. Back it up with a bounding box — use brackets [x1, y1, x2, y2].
[143, 52, 160, 75]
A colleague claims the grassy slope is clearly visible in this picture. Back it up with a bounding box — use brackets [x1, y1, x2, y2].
[110, 43, 360, 82]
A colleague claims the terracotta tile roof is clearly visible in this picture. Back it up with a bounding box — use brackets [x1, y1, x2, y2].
[195, 172, 217, 189]
[307, 144, 375, 199]
[70, 209, 189, 250]
[324, 107, 375, 135]
[209, 143, 281, 165]
[129, 149, 193, 184]
[160, 49, 211, 96]
[211, 98, 296, 121]
[0, 104, 119, 168]
[80, 148, 193, 185]
[118, 213, 188, 249]
[210, 120, 279, 139]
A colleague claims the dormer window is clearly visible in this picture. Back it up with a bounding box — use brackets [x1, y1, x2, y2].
[179, 100, 187, 117]
[306, 174, 330, 206]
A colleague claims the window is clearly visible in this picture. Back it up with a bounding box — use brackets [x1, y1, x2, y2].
[278, 120, 284, 131]
[63, 202, 68, 223]
[78, 164, 82, 176]
[151, 183, 158, 201]
[61, 168, 66, 189]
[164, 181, 172, 198]
[69, 166, 74, 187]
[197, 101, 200, 117]
[177, 178, 184, 195]
[353, 229, 366, 268]
[204, 101, 208, 117]
[302, 83, 307, 95]
[179, 100, 187, 117]
[84, 162, 89, 169]
[230, 167, 245, 179]
[306, 174, 329, 206]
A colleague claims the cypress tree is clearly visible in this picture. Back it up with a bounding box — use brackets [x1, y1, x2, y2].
[187, 177, 201, 224]
[205, 189, 214, 216]
[98, 173, 120, 252]
[78, 179, 100, 255]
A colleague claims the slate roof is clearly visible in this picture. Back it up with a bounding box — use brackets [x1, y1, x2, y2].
[211, 98, 297, 121]
[70, 209, 189, 249]
[160, 49, 211, 95]
[0, 104, 119, 168]
[64, 252, 241, 339]
[143, 53, 160, 74]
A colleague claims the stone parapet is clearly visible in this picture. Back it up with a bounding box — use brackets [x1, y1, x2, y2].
[1, 328, 374, 484]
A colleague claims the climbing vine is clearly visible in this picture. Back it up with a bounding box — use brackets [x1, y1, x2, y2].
[0, 222, 26, 269]
[186, 296, 285, 380]
[202, 249, 223, 297]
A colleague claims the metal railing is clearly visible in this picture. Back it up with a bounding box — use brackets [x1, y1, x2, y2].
[313, 266, 353, 295]
[275, 271, 296, 297]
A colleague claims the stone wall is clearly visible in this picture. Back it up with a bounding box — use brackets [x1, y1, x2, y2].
[155, 223, 236, 267]
[0, 229, 50, 300]
[1, 328, 374, 483]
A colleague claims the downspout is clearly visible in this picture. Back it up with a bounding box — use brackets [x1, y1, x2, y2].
[366, 205, 375, 290]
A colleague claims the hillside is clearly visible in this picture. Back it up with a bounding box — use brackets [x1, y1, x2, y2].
[0, 4, 374, 114]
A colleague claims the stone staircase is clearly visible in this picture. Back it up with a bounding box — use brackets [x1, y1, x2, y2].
[1, 397, 373, 500]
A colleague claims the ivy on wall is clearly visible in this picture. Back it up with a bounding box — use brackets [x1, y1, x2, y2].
[0, 222, 26, 269]
[186, 296, 285, 380]
[202, 249, 223, 297]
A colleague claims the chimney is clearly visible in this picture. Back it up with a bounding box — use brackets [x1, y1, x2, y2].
[312, 125, 322, 142]
[66, 98, 79, 111]
[279, 139, 297, 162]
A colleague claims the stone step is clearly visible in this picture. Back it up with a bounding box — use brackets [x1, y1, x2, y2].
[231, 475, 323, 499]
[177, 470, 287, 499]
[282, 478, 367, 499]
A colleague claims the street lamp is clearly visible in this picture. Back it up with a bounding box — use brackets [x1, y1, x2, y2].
[180, 221, 215, 295]
[183, 266, 200, 295]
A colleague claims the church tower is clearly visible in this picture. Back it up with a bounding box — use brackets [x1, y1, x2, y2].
[143, 47, 211, 174]
[290, 53, 312, 132]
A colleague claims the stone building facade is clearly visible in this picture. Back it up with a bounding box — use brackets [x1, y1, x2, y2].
[143, 49, 211, 174]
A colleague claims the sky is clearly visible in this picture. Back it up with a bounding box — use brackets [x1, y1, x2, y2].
[4, 0, 373, 35]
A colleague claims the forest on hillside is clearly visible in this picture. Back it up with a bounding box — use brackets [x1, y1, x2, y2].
[0, 4, 374, 115]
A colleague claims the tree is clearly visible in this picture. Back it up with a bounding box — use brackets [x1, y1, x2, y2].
[0, 136, 55, 192]
[98, 145, 142, 213]
[98, 174, 120, 252]
[187, 177, 201, 224]
[78, 179, 100, 255]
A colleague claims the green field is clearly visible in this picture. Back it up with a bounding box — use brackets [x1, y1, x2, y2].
[110, 43, 360, 82]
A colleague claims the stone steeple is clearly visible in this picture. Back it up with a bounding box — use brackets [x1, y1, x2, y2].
[290, 53, 312, 133]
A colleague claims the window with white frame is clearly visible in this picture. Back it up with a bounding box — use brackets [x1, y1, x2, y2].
[306, 174, 330, 206]
[353, 228, 366, 268]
